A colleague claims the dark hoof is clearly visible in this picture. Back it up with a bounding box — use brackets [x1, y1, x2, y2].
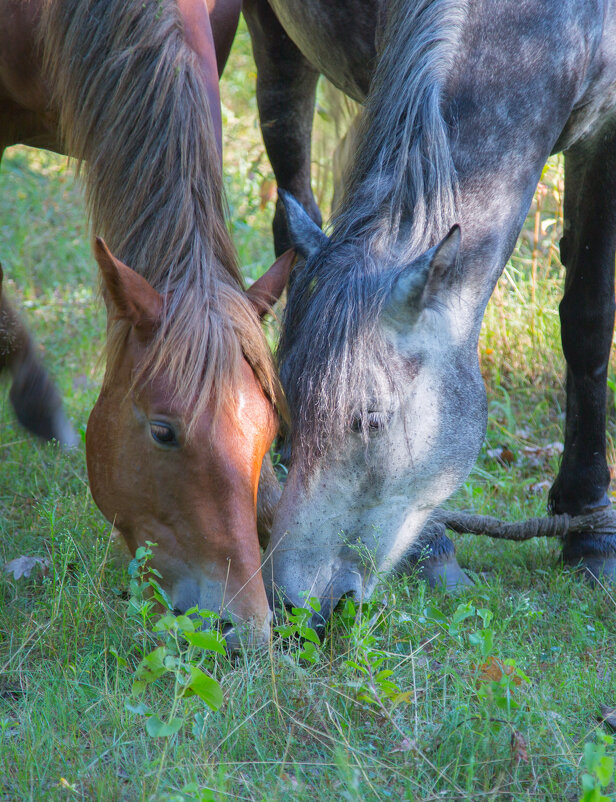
[561, 529, 616, 585]
[561, 553, 616, 585]
[397, 522, 472, 592]
[414, 552, 474, 591]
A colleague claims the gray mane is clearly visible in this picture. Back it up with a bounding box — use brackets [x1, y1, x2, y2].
[334, 0, 464, 256]
[279, 0, 465, 469]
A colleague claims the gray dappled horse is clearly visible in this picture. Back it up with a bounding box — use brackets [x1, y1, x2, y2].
[246, 0, 616, 618]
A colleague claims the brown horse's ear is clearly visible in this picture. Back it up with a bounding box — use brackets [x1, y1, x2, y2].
[94, 237, 163, 335]
[246, 249, 296, 318]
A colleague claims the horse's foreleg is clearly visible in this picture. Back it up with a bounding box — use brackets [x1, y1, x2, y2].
[0, 290, 76, 447]
[549, 120, 616, 579]
[243, 0, 321, 256]
[208, 0, 241, 77]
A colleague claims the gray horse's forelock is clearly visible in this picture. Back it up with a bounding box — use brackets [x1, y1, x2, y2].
[279, 241, 404, 472]
[279, 0, 465, 471]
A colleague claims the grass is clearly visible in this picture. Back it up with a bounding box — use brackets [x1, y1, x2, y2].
[1, 19, 616, 802]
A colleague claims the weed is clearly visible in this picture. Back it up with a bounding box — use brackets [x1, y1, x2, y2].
[274, 596, 322, 664]
[580, 733, 615, 802]
[123, 544, 225, 740]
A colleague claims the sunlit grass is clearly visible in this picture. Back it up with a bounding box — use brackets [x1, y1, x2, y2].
[1, 19, 615, 802]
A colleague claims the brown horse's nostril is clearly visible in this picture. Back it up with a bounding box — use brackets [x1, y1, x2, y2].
[219, 620, 235, 637]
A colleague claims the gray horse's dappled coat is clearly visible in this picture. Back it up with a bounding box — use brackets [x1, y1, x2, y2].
[255, 0, 616, 615]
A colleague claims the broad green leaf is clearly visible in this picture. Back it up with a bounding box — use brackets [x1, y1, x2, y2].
[153, 614, 177, 633]
[184, 630, 226, 655]
[423, 606, 447, 624]
[299, 642, 320, 663]
[125, 700, 149, 715]
[274, 624, 296, 638]
[358, 693, 378, 705]
[186, 668, 223, 710]
[494, 693, 519, 711]
[307, 597, 321, 613]
[301, 627, 321, 645]
[341, 598, 356, 621]
[596, 755, 614, 787]
[197, 609, 220, 621]
[477, 608, 494, 627]
[145, 715, 183, 738]
[452, 602, 475, 625]
[132, 646, 167, 693]
[179, 783, 216, 802]
[127, 558, 140, 578]
[345, 660, 369, 675]
[291, 607, 311, 623]
[585, 742, 602, 772]
[174, 615, 196, 633]
[134, 546, 152, 562]
[108, 647, 127, 668]
[149, 579, 173, 610]
[375, 669, 394, 682]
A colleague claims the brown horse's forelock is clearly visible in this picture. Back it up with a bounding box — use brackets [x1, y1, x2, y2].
[40, 0, 280, 426]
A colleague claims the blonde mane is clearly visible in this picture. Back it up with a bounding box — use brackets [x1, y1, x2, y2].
[41, 0, 280, 422]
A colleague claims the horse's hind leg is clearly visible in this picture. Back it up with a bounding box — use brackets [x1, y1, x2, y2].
[0, 282, 76, 447]
[548, 119, 616, 579]
[243, 0, 322, 256]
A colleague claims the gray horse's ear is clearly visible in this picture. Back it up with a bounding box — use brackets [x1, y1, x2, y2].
[425, 225, 461, 298]
[383, 225, 461, 325]
[278, 189, 328, 259]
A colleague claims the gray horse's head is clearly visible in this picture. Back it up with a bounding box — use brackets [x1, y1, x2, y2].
[264, 192, 487, 620]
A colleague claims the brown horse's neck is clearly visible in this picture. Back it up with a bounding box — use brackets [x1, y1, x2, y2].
[39, 0, 280, 421]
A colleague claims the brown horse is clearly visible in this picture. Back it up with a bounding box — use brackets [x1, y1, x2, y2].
[0, 0, 292, 647]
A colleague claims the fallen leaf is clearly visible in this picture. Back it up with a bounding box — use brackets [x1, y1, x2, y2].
[510, 730, 529, 763]
[486, 445, 516, 467]
[392, 737, 416, 753]
[599, 704, 616, 731]
[259, 178, 276, 210]
[280, 772, 301, 791]
[475, 656, 522, 687]
[527, 480, 551, 496]
[4, 555, 50, 580]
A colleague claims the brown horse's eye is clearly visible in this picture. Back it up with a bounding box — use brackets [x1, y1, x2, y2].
[150, 421, 178, 447]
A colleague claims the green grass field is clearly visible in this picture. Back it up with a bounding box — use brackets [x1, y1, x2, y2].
[1, 21, 616, 802]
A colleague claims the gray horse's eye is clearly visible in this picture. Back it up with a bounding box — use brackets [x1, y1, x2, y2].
[350, 412, 387, 434]
[150, 421, 179, 447]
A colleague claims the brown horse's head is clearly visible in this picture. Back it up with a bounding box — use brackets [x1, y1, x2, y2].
[86, 239, 293, 649]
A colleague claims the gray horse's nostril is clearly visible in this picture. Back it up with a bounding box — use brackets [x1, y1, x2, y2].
[311, 588, 357, 637]
[313, 570, 364, 631]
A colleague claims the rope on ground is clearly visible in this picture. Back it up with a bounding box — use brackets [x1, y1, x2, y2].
[431, 507, 616, 541]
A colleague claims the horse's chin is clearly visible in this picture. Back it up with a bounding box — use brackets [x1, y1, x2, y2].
[222, 613, 272, 653]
